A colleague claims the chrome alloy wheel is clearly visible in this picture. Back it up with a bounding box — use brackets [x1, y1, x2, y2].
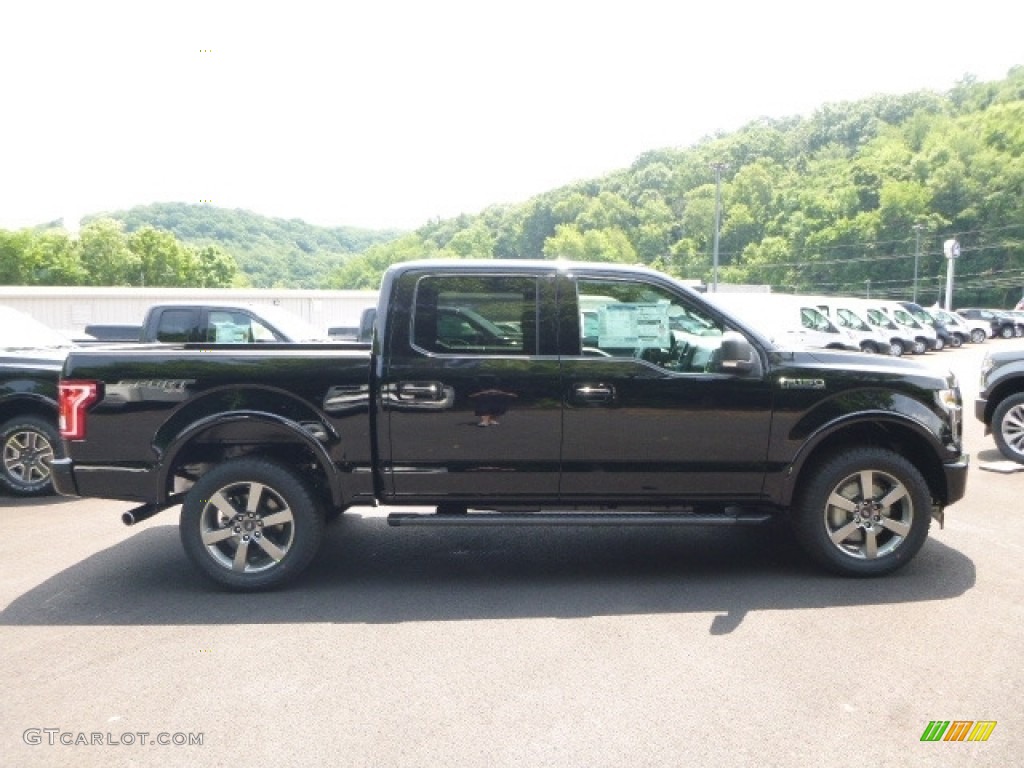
[199, 481, 297, 574]
[3, 428, 54, 487]
[999, 402, 1024, 456]
[994, 393, 1024, 463]
[822, 468, 913, 561]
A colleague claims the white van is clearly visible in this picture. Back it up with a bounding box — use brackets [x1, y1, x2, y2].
[871, 300, 938, 353]
[825, 297, 919, 356]
[707, 293, 859, 351]
[803, 295, 897, 355]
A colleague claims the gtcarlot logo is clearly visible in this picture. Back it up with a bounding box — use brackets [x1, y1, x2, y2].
[23, 729, 204, 747]
[920, 720, 997, 742]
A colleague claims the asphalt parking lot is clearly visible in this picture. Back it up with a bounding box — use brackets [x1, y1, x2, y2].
[2, 342, 1022, 767]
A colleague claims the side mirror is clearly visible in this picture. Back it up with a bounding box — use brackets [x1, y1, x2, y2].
[719, 331, 757, 373]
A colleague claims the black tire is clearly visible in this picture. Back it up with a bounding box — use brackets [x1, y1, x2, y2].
[1000, 325, 1014, 339]
[179, 458, 325, 590]
[792, 447, 931, 577]
[888, 340, 904, 357]
[911, 339, 927, 355]
[970, 328, 987, 344]
[859, 342, 877, 354]
[0, 415, 61, 497]
[932, 336, 945, 351]
[949, 333, 963, 348]
[992, 393, 1024, 464]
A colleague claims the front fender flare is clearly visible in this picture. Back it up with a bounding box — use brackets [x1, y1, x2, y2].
[775, 411, 947, 508]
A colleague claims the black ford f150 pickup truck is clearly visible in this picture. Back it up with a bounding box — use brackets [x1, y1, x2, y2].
[53, 260, 968, 589]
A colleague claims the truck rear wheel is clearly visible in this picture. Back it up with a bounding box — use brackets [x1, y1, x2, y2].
[0, 415, 60, 497]
[180, 458, 325, 590]
[792, 447, 931, 576]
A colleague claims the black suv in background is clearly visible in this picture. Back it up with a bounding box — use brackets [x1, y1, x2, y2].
[976, 347, 1024, 462]
[957, 308, 1021, 339]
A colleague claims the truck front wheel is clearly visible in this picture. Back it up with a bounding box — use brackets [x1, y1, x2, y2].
[793, 448, 931, 576]
[180, 458, 325, 590]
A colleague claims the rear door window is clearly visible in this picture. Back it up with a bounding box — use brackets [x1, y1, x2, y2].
[412, 275, 537, 355]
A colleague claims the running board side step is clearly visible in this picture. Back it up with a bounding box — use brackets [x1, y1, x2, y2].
[387, 512, 773, 527]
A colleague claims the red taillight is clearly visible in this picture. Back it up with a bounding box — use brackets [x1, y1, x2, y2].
[59, 380, 100, 440]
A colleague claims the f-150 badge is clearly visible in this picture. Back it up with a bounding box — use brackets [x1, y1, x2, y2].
[779, 377, 826, 390]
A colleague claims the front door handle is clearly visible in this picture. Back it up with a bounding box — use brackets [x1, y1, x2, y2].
[573, 384, 614, 403]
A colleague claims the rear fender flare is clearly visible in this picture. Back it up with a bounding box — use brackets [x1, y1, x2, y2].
[158, 411, 347, 509]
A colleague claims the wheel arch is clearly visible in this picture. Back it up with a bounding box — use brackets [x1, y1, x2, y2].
[778, 416, 951, 510]
[0, 393, 58, 425]
[158, 411, 349, 511]
[982, 375, 1024, 427]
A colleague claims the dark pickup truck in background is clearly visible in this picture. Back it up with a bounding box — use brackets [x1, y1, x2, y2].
[84, 302, 331, 344]
[54, 260, 968, 589]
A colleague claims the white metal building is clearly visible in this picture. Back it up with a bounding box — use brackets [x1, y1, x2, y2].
[0, 287, 379, 335]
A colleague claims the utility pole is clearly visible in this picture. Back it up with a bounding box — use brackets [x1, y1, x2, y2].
[943, 238, 961, 311]
[710, 163, 727, 292]
[912, 224, 924, 303]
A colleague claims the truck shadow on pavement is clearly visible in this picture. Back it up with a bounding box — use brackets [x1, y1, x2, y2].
[0, 515, 975, 635]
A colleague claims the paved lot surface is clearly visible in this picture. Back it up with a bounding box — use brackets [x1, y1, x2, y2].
[2, 342, 1022, 767]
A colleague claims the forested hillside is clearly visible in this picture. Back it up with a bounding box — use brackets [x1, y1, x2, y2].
[329, 68, 1024, 307]
[95, 203, 403, 288]
[0, 204, 403, 288]
[0, 218, 239, 288]
[3, 69, 1022, 302]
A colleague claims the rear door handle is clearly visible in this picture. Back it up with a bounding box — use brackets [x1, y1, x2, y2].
[398, 381, 444, 401]
[573, 384, 614, 403]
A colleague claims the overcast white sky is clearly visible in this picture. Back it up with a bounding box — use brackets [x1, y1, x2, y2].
[1, 0, 1021, 232]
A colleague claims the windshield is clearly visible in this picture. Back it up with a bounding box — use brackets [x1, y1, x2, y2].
[251, 305, 329, 342]
[836, 307, 870, 332]
[907, 308, 935, 327]
[892, 308, 921, 329]
[0, 307, 73, 350]
[865, 308, 897, 330]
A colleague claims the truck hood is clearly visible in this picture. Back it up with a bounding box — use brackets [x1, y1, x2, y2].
[776, 347, 957, 389]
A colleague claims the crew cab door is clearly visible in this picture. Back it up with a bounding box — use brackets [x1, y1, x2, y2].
[378, 270, 563, 502]
[559, 274, 774, 502]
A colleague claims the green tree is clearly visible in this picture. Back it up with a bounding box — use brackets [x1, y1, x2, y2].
[0, 229, 34, 284]
[542, 225, 637, 263]
[78, 219, 139, 285]
[194, 244, 239, 287]
[129, 226, 194, 286]
[26, 230, 85, 285]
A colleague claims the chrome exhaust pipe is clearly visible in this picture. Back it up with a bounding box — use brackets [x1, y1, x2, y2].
[122, 504, 164, 526]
